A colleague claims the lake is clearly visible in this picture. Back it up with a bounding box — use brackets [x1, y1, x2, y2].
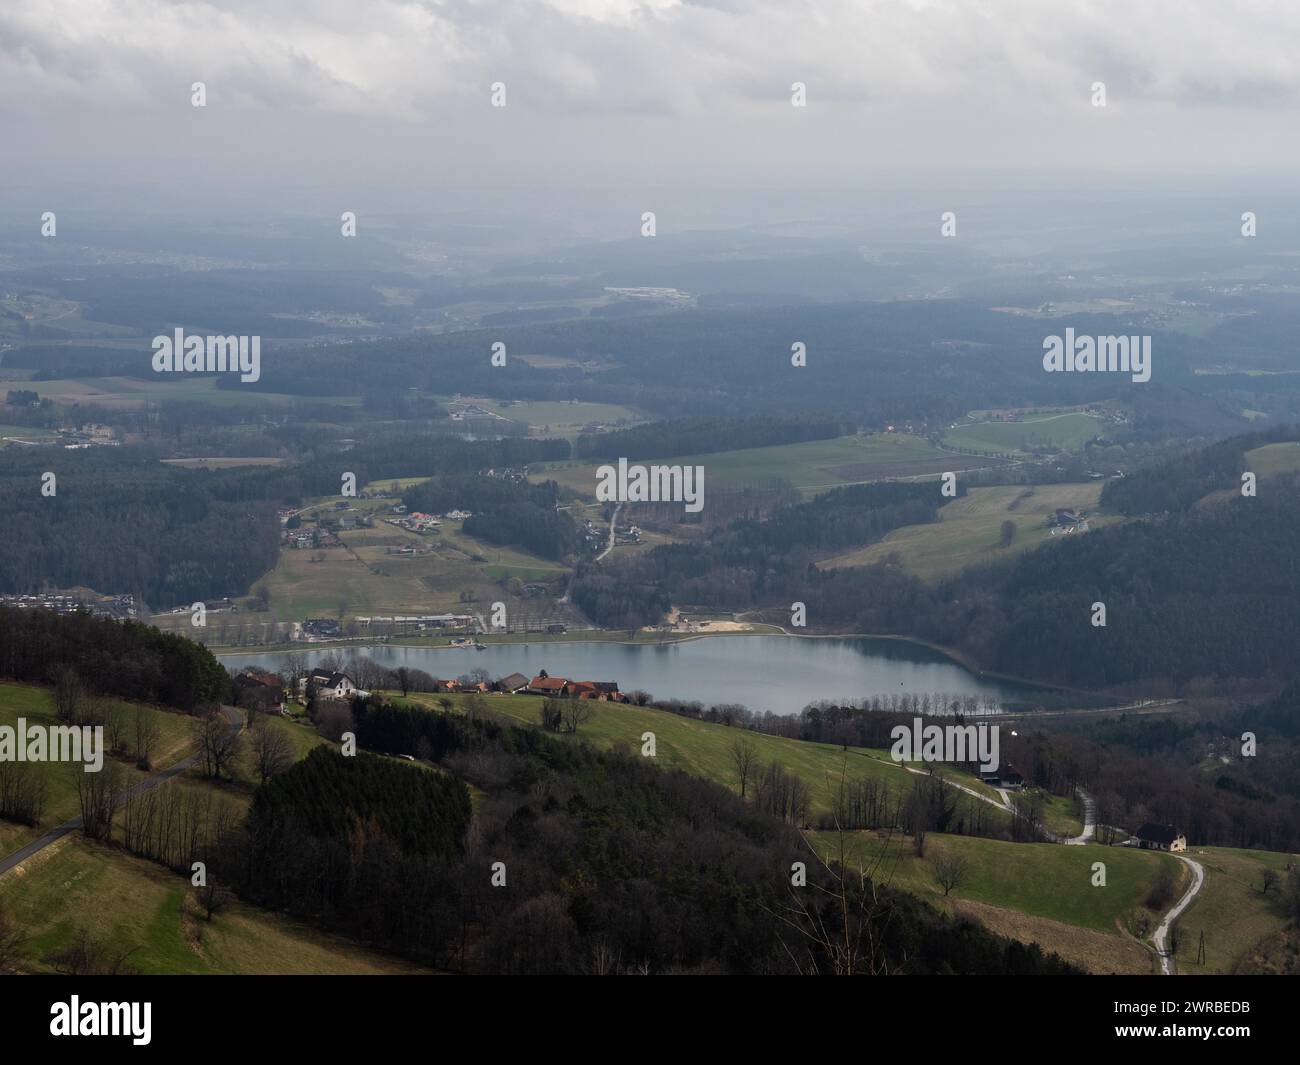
[219, 635, 1051, 716]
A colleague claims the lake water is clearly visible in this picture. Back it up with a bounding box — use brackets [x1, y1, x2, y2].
[219, 635, 1045, 716]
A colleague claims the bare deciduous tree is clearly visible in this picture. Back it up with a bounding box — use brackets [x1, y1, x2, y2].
[562, 699, 591, 734]
[761, 762, 897, 975]
[933, 850, 969, 896]
[75, 760, 122, 841]
[250, 719, 294, 785]
[195, 709, 242, 781]
[731, 736, 758, 799]
[132, 705, 161, 770]
[53, 666, 83, 724]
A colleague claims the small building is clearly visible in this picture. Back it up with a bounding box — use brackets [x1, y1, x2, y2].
[496, 672, 530, 694]
[527, 676, 570, 696]
[301, 670, 356, 700]
[235, 668, 285, 713]
[979, 764, 1026, 790]
[1134, 823, 1187, 852]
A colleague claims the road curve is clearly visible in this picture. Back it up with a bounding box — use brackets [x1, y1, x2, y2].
[0, 705, 241, 880]
[1152, 853, 1205, 975]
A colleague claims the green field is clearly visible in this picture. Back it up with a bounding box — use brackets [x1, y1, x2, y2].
[810, 831, 1179, 936]
[534, 433, 1002, 500]
[943, 412, 1107, 454]
[823, 482, 1118, 581]
[0, 818, 426, 974]
[398, 690, 1008, 820]
[1245, 441, 1300, 478]
[1173, 847, 1298, 975]
[0, 679, 410, 975]
[1037, 791, 1085, 838]
[259, 526, 564, 621]
[0, 683, 195, 853]
[472, 398, 643, 434]
[210, 489, 571, 629]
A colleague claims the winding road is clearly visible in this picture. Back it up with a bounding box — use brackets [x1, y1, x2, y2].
[1152, 853, 1205, 975]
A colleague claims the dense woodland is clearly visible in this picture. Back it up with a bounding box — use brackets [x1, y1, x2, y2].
[0, 448, 281, 606]
[0, 607, 231, 708]
[0, 436, 571, 603]
[200, 300, 1255, 436]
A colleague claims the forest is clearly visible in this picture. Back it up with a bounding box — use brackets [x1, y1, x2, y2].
[0, 607, 231, 709]
[0, 435, 573, 604]
[194, 707, 1080, 974]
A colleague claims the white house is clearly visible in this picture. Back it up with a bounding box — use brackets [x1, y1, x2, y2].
[301, 670, 357, 700]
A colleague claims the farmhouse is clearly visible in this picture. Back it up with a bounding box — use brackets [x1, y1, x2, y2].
[235, 668, 285, 713]
[301, 670, 357, 700]
[1134, 823, 1187, 852]
[496, 672, 530, 693]
[527, 675, 570, 696]
[979, 764, 1026, 789]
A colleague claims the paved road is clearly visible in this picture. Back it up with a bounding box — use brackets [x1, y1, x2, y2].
[0, 705, 241, 880]
[1152, 853, 1205, 975]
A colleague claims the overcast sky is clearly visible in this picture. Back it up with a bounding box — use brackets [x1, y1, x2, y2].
[4, 1, 1300, 218]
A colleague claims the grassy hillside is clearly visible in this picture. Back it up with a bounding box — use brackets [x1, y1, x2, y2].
[810, 830, 1179, 936]
[398, 690, 1010, 818]
[0, 682, 194, 852]
[823, 483, 1119, 580]
[0, 681, 395, 975]
[1173, 846, 1298, 975]
[0, 837, 427, 974]
[1245, 441, 1300, 478]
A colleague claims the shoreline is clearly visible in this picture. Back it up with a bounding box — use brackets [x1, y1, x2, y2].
[210, 627, 1095, 700]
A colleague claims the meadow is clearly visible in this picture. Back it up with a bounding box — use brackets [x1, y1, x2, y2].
[534, 433, 996, 499]
[822, 482, 1117, 581]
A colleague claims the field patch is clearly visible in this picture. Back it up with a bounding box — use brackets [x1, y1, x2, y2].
[0, 682, 194, 852]
[822, 482, 1116, 581]
[0, 838, 426, 974]
[1173, 846, 1297, 975]
[943, 411, 1107, 454]
[1245, 441, 1300, 478]
[535, 433, 964, 499]
[810, 831, 1179, 936]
